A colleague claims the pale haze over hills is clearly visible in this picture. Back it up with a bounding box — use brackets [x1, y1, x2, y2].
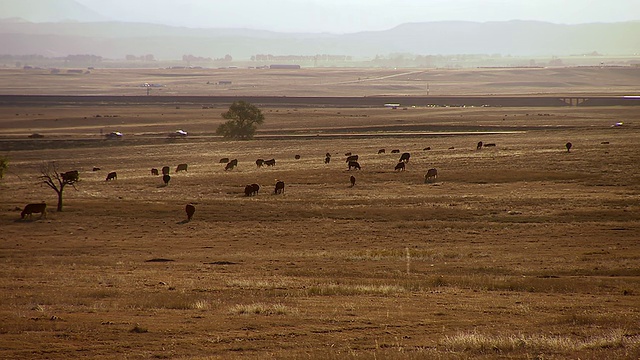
[3, 0, 639, 33]
[0, 0, 639, 61]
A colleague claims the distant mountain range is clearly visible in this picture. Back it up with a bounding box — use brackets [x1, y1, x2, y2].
[0, 0, 638, 60]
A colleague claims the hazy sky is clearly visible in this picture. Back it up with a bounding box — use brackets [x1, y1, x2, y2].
[76, 0, 640, 33]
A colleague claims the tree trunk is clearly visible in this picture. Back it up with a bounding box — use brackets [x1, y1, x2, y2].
[56, 189, 63, 212]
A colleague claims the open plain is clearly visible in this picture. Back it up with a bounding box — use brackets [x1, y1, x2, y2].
[1, 67, 639, 359]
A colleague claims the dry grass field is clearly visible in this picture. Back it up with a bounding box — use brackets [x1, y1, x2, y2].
[1, 67, 640, 359]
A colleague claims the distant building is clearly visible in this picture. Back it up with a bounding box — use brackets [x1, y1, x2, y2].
[269, 64, 301, 69]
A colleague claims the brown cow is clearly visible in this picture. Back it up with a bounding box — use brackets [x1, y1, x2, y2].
[21, 203, 47, 219]
[264, 159, 276, 167]
[274, 180, 285, 195]
[346, 154, 358, 163]
[219, 158, 230, 163]
[106, 172, 117, 181]
[324, 156, 331, 164]
[378, 149, 385, 154]
[256, 159, 264, 167]
[176, 163, 188, 172]
[162, 166, 170, 175]
[477, 141, 483, 150]
[391, 149, 400, 154]
[151, 168, 159, 176]
[425, 168, 438, 183]
[350, 175, 356, 187]
[399, 152, 410, 162]
[225, 159, 238, 171]
[185, 204, 195, 221]
[163, 174, 171, 185]
[61, 170, 79, 183]
[348, 161, 361, 170]
[395, 162, 406, 171]
[245, 183, 260, 196]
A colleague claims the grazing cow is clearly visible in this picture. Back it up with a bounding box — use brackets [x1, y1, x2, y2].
[346, 155, 359, 163]
[344, 152, 352, 156]
[425, 168, 438, 183]
[21, 203, 46, 219]
[256, 159, 264, 167]
[348, 161, 361, 170]
[477, 141, 483, 150]
[62, 170, 79, 183]
[151, 168, 159, 176]
[163, 174, 171, 185]
[325, 152, 331, 158]
[423, 147, 431, 151]
[274, 180, 285, 195]
[264, 159, 276, 167]
[565, 142, 572, 152]
[176, 163, 188, 172]
[295, 154, 301, 160]
[484, 143, 496, 147]
[391, 149, 400, 154]
[378, 149, 385, 154]
[162, 166, 170, 175]
[245, 183, 260, 196]
[225, 159, 239, 171]
[395, 162, 406, 171]
[185, 204, 195, 221]
[105, 172, 117, 181]
[399, 152, 410, 162]
[350, 175, 356, 187]
[92, 167, 101, 171]
[325, 156, 331, 164]
[219, 158, 230, 163]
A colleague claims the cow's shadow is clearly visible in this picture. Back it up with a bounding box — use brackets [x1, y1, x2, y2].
[176, 219, 190, 224]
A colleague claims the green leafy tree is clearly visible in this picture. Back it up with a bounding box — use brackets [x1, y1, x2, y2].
[216, 101, 265, 140]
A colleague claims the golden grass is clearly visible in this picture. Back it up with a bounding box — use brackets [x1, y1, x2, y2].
[0, 68, 639, 359]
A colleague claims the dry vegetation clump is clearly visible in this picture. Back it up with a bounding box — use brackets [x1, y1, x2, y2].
[0, 71, 639, 358]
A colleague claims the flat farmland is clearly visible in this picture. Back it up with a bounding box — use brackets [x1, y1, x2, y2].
[0, 67, 639, 359]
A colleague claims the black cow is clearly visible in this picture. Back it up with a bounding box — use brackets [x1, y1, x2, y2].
[163, 174, 171, 185]
[484, 143, 496, 147]
[399, 152, 410, 162]
[274, 180, 285, 195]
[346, 155, 359, 163]
[348, 161, 361, 170]
[423, 147, 431, 151]
[92, 167, 101, 171]
[106, 172, 117, 181]
[21, 203, 47, 219]
[350, 175, 356, 187]
[62, 170, 79, 183]
[256, 159, 264, 167]
[245, 183, 260, 196]
[395, 162, 406, 171]
[391, 149, 400, 154]
[162, 166, 170, 175]
[219, 158, 230, 163]
[295, 154, 301, 160]
[325, 152, 331, 158]
[151, 168, 159, 176]
[344, 152, 352, 156]
[477, 141, 483, 150]
[264, 159, 276, 167]
[378, 149, 385, 154]
[565, 142, 572, 152]
[185, 204, 195, 221]
[325, 156, 331, 164]
[176, 163, 188, 172]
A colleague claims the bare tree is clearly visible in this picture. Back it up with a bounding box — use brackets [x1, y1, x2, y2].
[39, 162, 78, 212]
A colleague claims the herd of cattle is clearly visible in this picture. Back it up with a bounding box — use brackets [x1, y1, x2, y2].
[25, 140, 559, 221]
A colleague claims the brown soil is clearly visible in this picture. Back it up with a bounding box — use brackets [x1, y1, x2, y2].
[0, 67, 639, 359]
